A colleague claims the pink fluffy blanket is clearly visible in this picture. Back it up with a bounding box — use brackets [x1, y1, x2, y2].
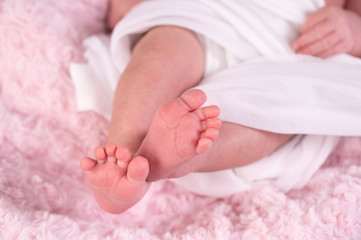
[1, 0, 361, 239]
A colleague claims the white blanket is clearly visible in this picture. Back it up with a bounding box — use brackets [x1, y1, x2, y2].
[70, 0, 361, 197]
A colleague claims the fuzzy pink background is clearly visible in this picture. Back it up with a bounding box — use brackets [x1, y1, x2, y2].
[1, 0, 361, 239]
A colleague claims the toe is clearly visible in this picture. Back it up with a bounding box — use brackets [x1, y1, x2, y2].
[179, 89, 207, 111]
[80, 157, 97, 171]
[158, 89, 207, 125]
[203, 128, 220, 141]
[202, 118, 222, 131]
[195, 105, 220, 120]
[94, 146, 106, 164]
[116, 147, 131, 168]
[196, 138, 213, 154]
[127, 156, 149, 184]
[106, 143, 117, 163]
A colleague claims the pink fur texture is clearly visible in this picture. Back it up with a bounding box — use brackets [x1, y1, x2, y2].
[1, 0, 361, 239]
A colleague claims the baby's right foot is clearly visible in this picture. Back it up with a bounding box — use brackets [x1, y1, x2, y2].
[80, 143, 150, 214]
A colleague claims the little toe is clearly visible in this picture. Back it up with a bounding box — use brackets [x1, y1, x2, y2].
[80, 157, 97, 171]
[115, 146, 131, 169]
[127, 156, 149, 184]
[105, 142, 117, 163]
[196, 138, 213, 154]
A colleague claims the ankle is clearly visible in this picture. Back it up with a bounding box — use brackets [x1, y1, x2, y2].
[107, 132, 145, 155]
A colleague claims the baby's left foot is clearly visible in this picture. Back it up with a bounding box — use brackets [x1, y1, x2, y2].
[136, 89, 221, 181]
[80, 143, 150, 214]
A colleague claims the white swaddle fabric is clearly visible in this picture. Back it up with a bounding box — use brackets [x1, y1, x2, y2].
[70, 0, 361, 197]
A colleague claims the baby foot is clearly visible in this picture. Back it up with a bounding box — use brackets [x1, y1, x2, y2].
[80, 143, 150, 214]
[136, 89, 221, 181]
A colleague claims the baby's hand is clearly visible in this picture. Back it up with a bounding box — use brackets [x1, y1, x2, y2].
[292, 6, 361, 58]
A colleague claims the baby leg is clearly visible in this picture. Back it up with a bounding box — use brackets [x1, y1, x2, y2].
[137, 90, 294, 181]
[107, 0, 144, 30]
[81, 26, 204, 213]
[107, 26, 205, 154]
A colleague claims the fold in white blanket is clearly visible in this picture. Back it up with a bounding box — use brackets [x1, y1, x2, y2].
[70, 0, 361, 197]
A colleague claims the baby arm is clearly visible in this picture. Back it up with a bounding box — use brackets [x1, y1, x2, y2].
[107, 0, 144, 30]
[292, 0, 361, 58]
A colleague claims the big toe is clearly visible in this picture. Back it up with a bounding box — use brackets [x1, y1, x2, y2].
[127, 156, 149, 184]
[179, 89, 207, 111]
